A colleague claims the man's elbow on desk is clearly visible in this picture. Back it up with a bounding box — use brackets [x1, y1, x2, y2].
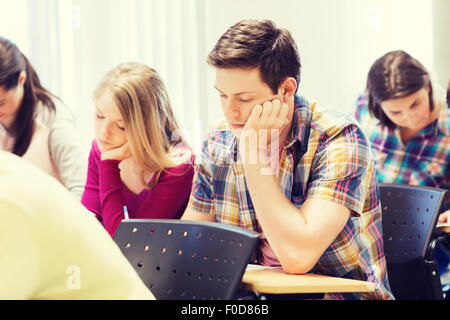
[278, 250, 320, 275]
[275, 199, 351, 274]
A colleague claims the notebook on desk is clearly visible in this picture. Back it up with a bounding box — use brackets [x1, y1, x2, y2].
[245, 264, 280, 271]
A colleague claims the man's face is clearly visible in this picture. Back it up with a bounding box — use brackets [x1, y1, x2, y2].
[214, 67, 280, 136]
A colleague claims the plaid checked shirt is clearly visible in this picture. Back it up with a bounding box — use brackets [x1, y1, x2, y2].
[190, 95, 393, 300]
[354, 94, 450, 210]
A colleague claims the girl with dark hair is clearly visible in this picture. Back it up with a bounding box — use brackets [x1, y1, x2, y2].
[354, 50, 450, 279]
[0, 36, 86, 199]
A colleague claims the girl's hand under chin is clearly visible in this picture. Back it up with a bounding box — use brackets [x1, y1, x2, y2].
[100, 141, 132, 161]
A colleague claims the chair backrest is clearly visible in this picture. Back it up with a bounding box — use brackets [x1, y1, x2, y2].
[113, 219, 260, 300]
[379, 183, 447, 299]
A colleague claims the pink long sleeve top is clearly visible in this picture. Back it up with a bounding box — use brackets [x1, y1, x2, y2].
[81, 140, 194, 237]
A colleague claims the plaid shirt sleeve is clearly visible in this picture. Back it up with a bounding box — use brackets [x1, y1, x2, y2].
[353, 94, 369, 124]
[188, 137, 216, 215]
[306, 123, 374, 216]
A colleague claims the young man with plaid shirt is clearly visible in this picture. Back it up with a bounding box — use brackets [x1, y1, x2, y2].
[182, 19, 393, 300]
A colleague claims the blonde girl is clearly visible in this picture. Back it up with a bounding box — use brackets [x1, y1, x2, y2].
[81, 62, 194, 237]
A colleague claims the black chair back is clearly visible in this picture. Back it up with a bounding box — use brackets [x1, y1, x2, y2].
[113, 219, 260, 300]
[379, 183, 447, 299]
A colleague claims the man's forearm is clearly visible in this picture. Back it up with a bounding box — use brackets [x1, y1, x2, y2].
[241, 159, 313, 272]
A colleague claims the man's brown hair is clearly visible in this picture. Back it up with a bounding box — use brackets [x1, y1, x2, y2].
[207, 19, 301, 94]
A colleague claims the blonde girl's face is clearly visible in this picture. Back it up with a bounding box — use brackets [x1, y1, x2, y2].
[94, 92, 127, 152]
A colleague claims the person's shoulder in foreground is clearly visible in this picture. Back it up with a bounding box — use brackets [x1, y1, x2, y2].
[0, 151, 154, 299]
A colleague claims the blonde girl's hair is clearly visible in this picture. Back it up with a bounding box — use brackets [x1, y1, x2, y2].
[94, 62, 187, 188]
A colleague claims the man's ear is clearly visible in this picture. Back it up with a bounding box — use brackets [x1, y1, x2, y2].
[279, 77, 297, 102]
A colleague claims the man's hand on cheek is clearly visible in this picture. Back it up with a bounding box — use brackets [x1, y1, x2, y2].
[239, 99, 289, 166]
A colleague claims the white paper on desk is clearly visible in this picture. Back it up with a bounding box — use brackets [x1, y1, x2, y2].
[437, 222, 450, 229]
[246, 264, 281, 271]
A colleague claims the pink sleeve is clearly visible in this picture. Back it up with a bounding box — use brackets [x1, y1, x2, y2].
[81, 140, 101, 216]
[98, 156, 195, 238]
[133, 161, 195, 220]
[95, 158, 125, 237]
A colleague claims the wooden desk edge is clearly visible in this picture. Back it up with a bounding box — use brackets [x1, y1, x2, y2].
[242, 269, 376, 294]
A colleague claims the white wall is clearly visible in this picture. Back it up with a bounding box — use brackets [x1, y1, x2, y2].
[432, 0, 450, 88]
[0, 0, 29, 53]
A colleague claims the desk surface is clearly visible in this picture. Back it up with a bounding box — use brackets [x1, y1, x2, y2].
[242, 267, 375, 294]
[436, 222, 450, 233]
